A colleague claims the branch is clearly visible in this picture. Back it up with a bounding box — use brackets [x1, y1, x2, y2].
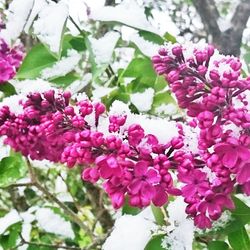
[192, 0, 221, 41]
[26, 159, 94, 237]
[193, 0, 250, 56]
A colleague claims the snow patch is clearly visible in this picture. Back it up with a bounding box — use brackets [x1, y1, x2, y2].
[35, 208, 74, 239]
[89, 31, 120, 65]
[41, 49, 81, 79]
[0, 0, 34, 42]
[108, 101, 179, 144]
[24, 0, 48, 33]
[0, 94, 25, 114]
[90, 0, 158, 34]
[130, 88, 154, 112]
[0, 210, 21, 234]
[162, 197, 194, 250]
[102, 208, 155, 250]
[130, 33, 159, 57]
[155, 103, 178, 116]
[33, 1, 69, 53]
[11, 79, 54, 94]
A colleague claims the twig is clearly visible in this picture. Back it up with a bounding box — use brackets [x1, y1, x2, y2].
[15, 233, 81, 250]
[26, 158, 94, 237]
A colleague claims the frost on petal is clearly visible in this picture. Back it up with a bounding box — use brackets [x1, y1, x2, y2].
[33, 1, 69, 54]
[0, 0, 34, 42]
[90, 0, 158, 34]
[35, 208, 74, 239]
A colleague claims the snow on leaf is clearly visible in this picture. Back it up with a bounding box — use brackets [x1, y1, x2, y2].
[103, 208, 155, 250]
[35, 208, 74, 239]
[11, 79, 55, 95]
[130, 32, 159, 57]
[33, 1, 69, 54]
[130, 88, 154, 112]
[24, 0, 48, 33]
[161, 197, 194, 250]
[0, 0, 34, 42]
[88, 31, 120, 65]
[90, 0, 158, 34]
[41, 49, 81, 80]
[0, 210, 21, 234]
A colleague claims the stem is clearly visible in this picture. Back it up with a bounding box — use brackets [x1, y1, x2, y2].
[26, 158, 94, 237]
[15, 233, 82, 250]
[69, 16, 88, 38]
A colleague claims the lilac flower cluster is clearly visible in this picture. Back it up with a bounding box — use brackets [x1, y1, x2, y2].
[153, 43, 250, 228]
[0, 42, 249, 229]
[0, 38, 24, 84]
[0, 90, 181, 210]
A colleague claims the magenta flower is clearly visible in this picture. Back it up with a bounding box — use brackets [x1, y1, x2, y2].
[178, 169, 210, 197]
[128, 161, 161, 207]
[96, 155, 122, 179]
[214, 138, 250, 168]
[198, 191, 235, 220]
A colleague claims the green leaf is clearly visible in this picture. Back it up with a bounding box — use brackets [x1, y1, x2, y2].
[51, 72, 80, 88]
[163, 32, 177, 43]
[0, 153, 27, 187]
[231, 196, 250, 225]
[154, 76, 167, 92]
[145, 234, 165, 250]
[16, 43, 57, 79]
[151, 205, 165, 226]
[0, 82, 16, 97]
[138, 30, 165, 45]
[228, 227, 250, 250]
[123, 57, 156, 80]
[69, 37, 86, 51]
[0, 222, 21, 250]
[152, 91, 175, 109]
[122, 203, 140, 216]
[208, 241, 229, 250]
[219, 196, 250, 234]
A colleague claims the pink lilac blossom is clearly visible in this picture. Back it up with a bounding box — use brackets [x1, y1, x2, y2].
[0, 42, 249, 229]
[0, 38, 24, 84]
[0, 89, 181, 210]
[153, 42, 250, 228]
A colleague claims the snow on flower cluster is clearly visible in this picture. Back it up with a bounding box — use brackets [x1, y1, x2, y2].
[153, 42, 250, 228]
[0, 42, 250, 230]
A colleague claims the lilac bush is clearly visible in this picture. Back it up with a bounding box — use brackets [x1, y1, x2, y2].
[0, 43, 249, 231]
